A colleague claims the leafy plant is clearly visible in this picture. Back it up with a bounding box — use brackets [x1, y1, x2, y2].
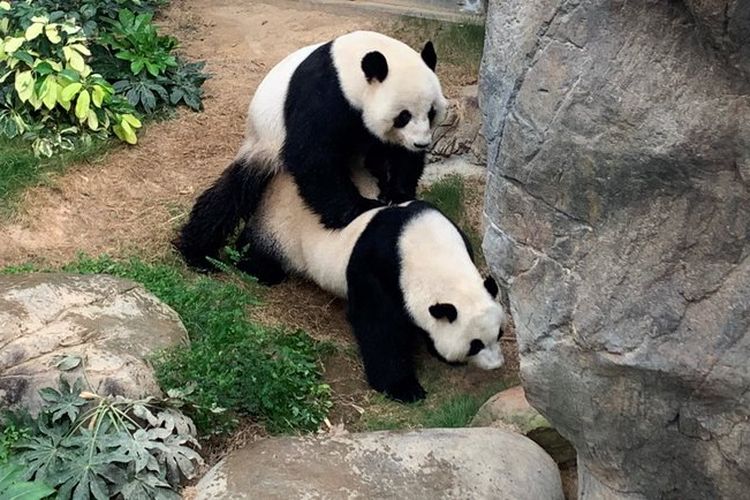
[10, 378, 202, 500]
[0, 462, 55, 500]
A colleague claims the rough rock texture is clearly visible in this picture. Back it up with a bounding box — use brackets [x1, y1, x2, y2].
[480, 0, 750, 499]
[471, 385, 576, 466]
[195, 428, 564, 500]
[430, 85, 487, 165]
[0, 273, 188, 414]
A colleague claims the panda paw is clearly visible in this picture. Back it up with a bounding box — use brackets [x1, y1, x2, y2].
[385, 379, 427, 403]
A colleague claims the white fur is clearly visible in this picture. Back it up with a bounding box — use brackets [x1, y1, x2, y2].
[253, 171, 504, 369]
[399, 211, 506, 367]
[237, 31, 447, 170]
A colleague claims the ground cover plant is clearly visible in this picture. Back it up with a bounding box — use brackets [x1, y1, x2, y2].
[1, 377, 202, 499]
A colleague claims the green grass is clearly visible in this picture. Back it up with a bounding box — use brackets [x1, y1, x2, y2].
[421, 174, 484, 264]
[0, 138, 110, 216]
[3, 255, 331, 436]
[383, 17, 485, 76]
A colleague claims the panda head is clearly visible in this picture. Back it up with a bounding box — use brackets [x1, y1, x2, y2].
[426, 276, 506, 370]
[357, 40, 448, 152]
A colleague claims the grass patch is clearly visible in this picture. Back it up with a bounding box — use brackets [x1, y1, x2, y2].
[421, 174, 484, 264]
[3, 255, 331, 436]
[358, 363, 510, 431]
[382, 17, 485, 91]
[0, 138, 110, 216]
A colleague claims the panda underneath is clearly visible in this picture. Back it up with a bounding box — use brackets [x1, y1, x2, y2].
[245, 169, 506, 402]
[174, 31, 448, 272]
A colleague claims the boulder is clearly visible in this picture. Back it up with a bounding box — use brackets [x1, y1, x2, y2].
[471, 385, 575, 466]
[480, 0, 750, 498]
[0, 273, 188, 414]
[195, 428, 564, 500]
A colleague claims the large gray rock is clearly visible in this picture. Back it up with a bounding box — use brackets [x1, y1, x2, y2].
[480, 0, 750, 499]
[0, 273, 188, 414]
[195, 428, 564, 500]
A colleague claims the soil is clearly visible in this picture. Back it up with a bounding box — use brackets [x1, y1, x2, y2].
[0, 0, 573, 497]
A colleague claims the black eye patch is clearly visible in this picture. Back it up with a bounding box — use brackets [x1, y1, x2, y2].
[497, 328, 504, 341]
[428, 106, 436, 124]
[393, 110, 412, 128]
[467, 339, 485, 357]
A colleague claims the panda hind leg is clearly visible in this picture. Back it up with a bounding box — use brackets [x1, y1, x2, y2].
[234, 225, 287, 286]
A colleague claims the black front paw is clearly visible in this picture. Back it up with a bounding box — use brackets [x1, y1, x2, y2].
[384, 379, 426, 403]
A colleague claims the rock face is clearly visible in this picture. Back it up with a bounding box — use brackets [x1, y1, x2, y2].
[480, 0, 750, 498]
[0, 273, 188, 414]
[430, 85, 487, 165]
[471, 385, 576, 466]
[195, 428, 564, 500]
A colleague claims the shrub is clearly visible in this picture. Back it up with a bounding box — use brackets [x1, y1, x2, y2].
[5, 377, 202, 500]
[0, 462, 54, 500]
[0, 0, 207, 156]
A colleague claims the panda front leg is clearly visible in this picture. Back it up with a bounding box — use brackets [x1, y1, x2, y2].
[287, 150, 383, 229]
[347, 273, 425, 402]
[234, 224, 287, 286]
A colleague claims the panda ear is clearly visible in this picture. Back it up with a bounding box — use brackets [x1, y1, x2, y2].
[429, 303, 457, 323]
[483, 276, 499, 299]
[421, 41, 437, 71]
[362, 51, 389, 83]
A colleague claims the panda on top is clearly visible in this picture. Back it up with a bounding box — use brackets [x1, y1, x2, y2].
[174, 30, 447, 271]
[246, 167, 506, 403]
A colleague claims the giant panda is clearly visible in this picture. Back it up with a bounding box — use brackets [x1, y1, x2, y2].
[242, 170, 506, 402]
[174, 31, 448, 271]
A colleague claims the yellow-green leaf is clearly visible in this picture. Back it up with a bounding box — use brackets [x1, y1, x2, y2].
[60, 82, 82, 102]
[0, 2, 11, 11]
[14, 70, 34, 102]
[114, 120, 137, 145]
[63, 46, 86, 73]
[42, 76, 58, 110]
[59, 98, 70, 111]
[92, 86, 105, 107]
[4, 37, 24, 53]
[25, 23, 44, 41]
[86, 109, 99, 130]
[31, 16, 49, 24]
[45, 24, 61, 44]
[69, 43, 91, 56]
[75, 89, 90, 121]
[121, 114, 142, 128]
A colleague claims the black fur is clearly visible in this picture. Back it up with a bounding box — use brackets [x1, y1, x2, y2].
[421, 41, 437, 71]
[173, 157, 272, 271]
[346, 201, 472, 402]
[429, 303, 457, 322]
[282, 42, 423, 229]
[483, 276, 499, 298]
[361, 51, 388, 82]
[234, 224, 287, 285]
[363, 143, 425, 204]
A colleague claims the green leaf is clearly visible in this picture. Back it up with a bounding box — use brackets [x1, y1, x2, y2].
[58, 69, 80, 83]
[0, 463, 55, 500]
[25, 23, 45, 41]
[60, 82, 82, 102]
[113, 121, 137, 145]
[14, 70, 34, 102]
[55, 355, 82, 371]
[12, 51, 34, 66]
[4, 37, 24, 54]
[41, 76, 58, 110]
[45, 24, 61, 44]
[86, 109, 98, 130]
[75, 89, 91, 121]
[121, 114, 142, 128]
[91, 86, 104, 107]
[34, 61, 54, 75]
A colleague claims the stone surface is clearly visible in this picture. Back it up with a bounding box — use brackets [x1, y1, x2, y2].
[430, 85, 487, 166]
[195, 428, 564, 500]
[0, 273, 188, 414]
[480, 0, 750, 499]
[471, 385, 576, 466]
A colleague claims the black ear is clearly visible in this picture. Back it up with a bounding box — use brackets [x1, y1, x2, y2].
[421, 41, 437, 71]
[484, 276, 499, 298]
[362, 51, 389, 82]
[429, 303, 457, 323]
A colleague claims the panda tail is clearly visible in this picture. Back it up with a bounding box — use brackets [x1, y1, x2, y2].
[172, 156, 272, 270]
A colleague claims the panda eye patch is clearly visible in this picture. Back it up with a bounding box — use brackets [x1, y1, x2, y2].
[467, 339, 485, 357]
[428, 106, 436, 124]
[393, 110, 412, 128]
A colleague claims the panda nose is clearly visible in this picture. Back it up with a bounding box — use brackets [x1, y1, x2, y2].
[414, 141, 430, 149]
